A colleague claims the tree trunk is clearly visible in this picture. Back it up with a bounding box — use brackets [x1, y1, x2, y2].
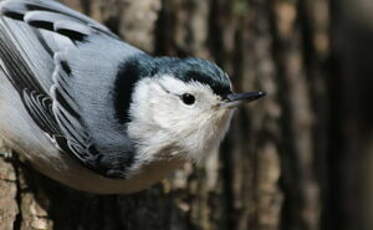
[0, 0, 337, 229]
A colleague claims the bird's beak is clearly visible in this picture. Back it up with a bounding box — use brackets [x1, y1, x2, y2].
[221, 91, 266, 108]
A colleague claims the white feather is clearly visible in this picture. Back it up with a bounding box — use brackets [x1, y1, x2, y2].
[127, 75, 233, 173]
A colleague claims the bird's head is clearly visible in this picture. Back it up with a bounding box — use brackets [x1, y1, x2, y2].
[127, 57, 265, 163]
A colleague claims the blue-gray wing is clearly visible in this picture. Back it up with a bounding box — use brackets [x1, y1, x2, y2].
[0, 0, 143, 178]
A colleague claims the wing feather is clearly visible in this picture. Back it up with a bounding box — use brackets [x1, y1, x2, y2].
[0, 0, 142, 178]
[0, 0, 113, 34]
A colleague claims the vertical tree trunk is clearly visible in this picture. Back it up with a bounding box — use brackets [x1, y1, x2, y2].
[329, 0, 373, 230]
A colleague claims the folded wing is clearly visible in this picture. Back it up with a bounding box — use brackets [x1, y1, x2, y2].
[0, 0, 144, 178]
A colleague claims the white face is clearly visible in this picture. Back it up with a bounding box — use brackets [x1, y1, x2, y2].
[127, 75, 234, 163]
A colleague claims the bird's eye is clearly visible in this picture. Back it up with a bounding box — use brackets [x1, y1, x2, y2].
[181, 93, 196, 105]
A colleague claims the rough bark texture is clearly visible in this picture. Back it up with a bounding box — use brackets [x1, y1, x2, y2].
[0, 0, 367, 229]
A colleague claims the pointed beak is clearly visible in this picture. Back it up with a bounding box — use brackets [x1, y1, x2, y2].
[221, 91, 266, 108]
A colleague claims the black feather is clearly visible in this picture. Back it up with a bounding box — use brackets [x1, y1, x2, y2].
[113, 55, 231, 125]
[56, 28, 85, 41]
[2, 11, 24, 20]
[60, 60, 72, 75]
[0, 0, 139, 179]
[114, 55, 153, 124]
[155, 57, 232, 98]
[27, 19, 53, 30]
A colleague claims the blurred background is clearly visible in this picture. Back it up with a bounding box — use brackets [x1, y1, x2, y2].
[1, 0, 373, 229]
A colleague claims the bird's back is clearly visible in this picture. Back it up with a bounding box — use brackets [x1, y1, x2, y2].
[0, 0, 153, 193]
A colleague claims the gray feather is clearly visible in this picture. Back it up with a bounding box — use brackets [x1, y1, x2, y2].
[0, 0, 145, 178]
[0, 0, 112, 34]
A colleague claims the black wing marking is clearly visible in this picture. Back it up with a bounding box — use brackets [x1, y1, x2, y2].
[51, 53, 136, 178]
[22, 89, 60, 135]
[0, 18, 82, 153]
[0, 0, 118, 41]
[51, 53, 100, 162]
[0, 1, 136, 178]
[0, 24, 43, 91]
[0, 19, 59, 137]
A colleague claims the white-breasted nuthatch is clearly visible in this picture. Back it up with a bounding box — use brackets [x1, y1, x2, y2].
[0, 0, 265, 194]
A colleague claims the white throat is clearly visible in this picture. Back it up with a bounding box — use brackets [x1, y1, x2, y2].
[126, 75, 233, 173]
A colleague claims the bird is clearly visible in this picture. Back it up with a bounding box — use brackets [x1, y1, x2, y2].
[0, 0, 265, 194]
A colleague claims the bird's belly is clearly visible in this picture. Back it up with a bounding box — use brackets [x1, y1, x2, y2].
[10, 142, 183, 194]
[0, 75, 182, 194]
[1, 122, 182, 194]
[29, 151, 184, 194]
